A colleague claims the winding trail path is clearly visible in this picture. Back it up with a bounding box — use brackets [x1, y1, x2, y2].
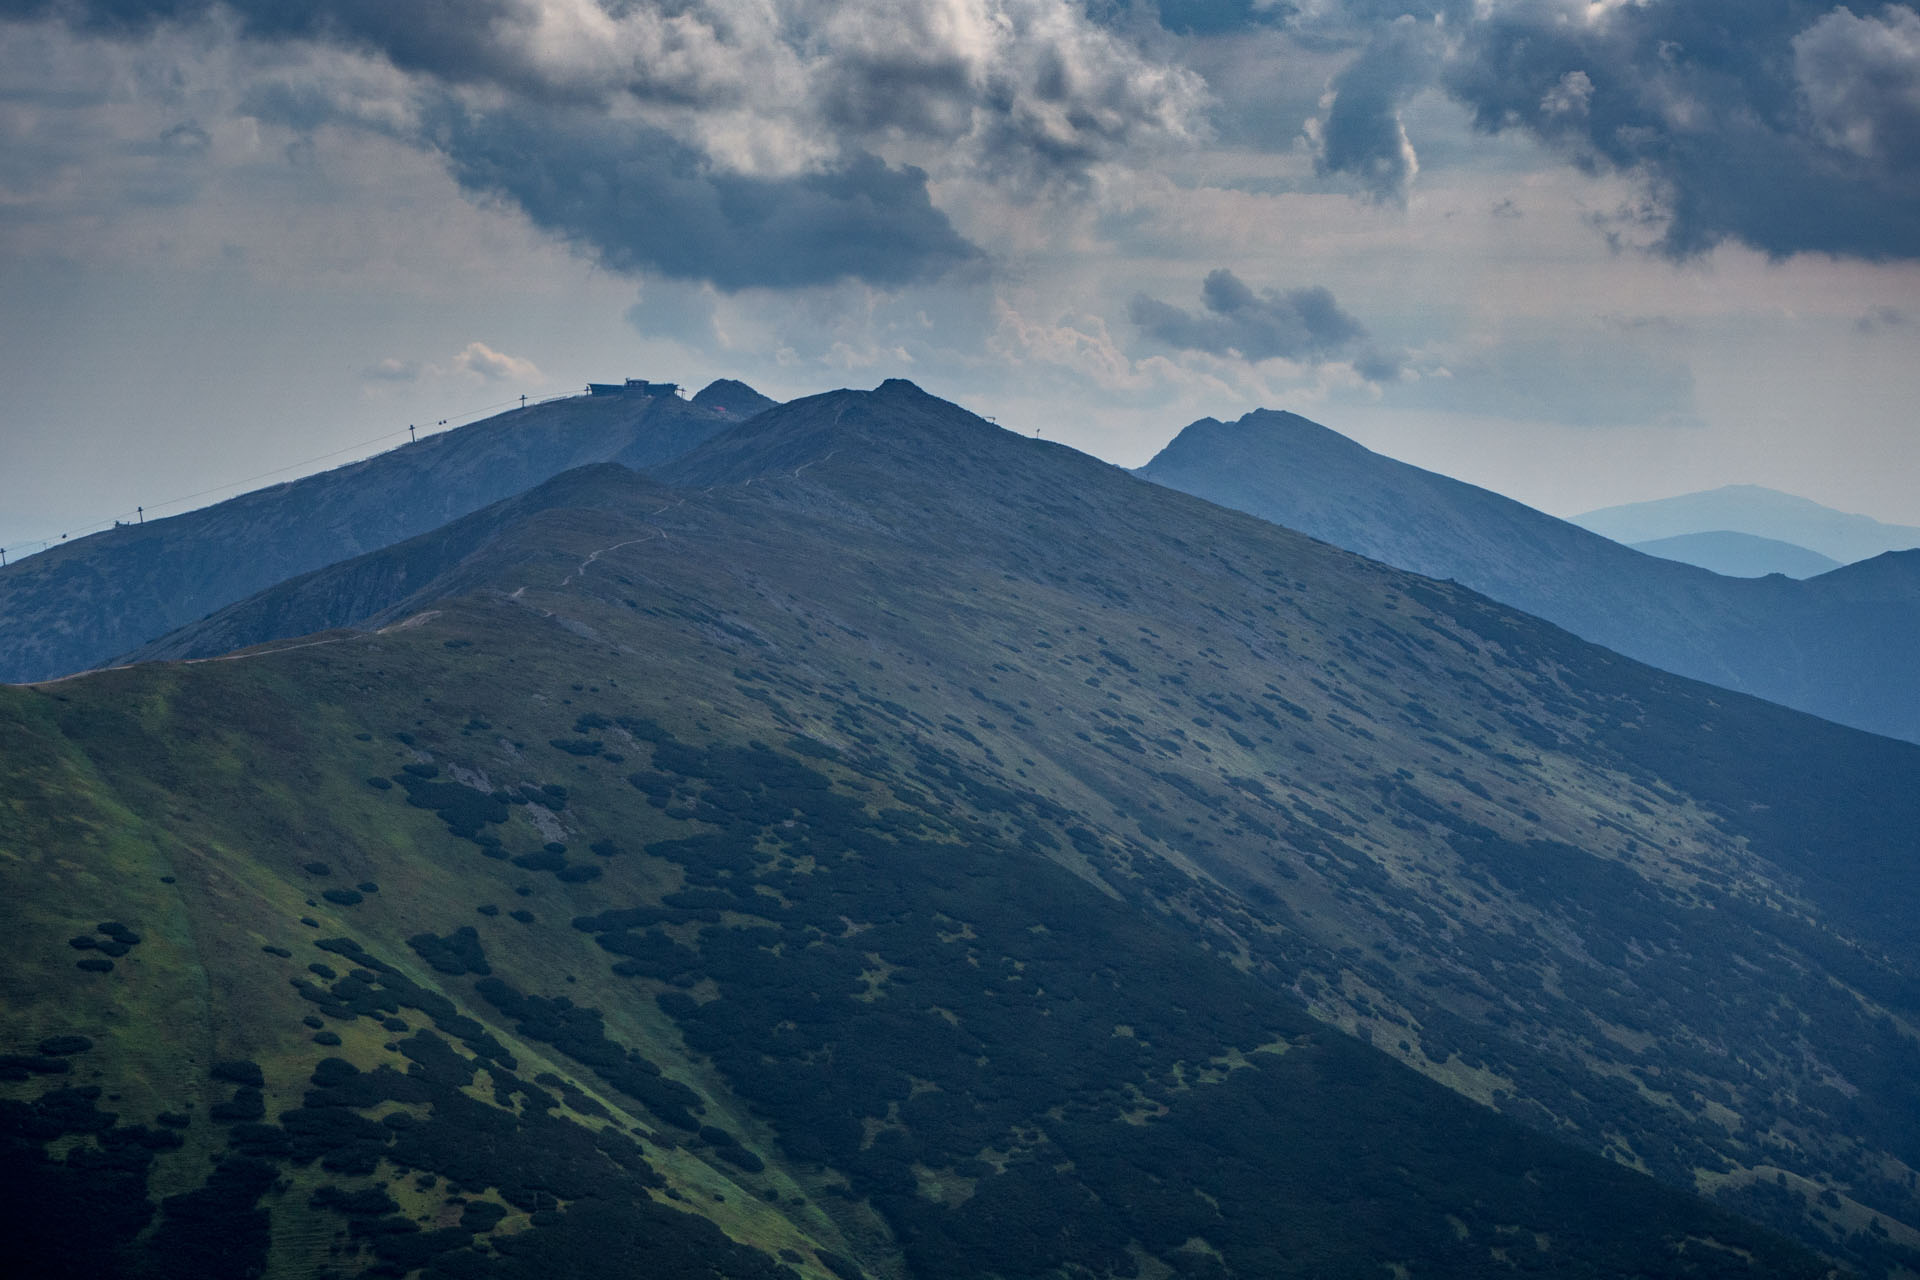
[557, 496, 688, 586]
[19, 632, 360, 687]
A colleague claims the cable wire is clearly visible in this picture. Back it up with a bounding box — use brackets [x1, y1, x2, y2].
[2, 394, 535, 562]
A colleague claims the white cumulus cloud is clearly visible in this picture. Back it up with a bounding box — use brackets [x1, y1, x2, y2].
[452, 341, 543, 383]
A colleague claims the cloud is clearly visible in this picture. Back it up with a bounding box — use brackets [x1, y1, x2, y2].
[1794, 5, 1920, 166]
[1306, 16, 1441, 205]
[362, 357, 420, 383]
[16, 0, 1204, 164]
[429, 101, 981, 290]
[1, 0, 542, 92]
[20, 0, 1920, 276]
[1169, 0, 1920, 262]
[5, 0, 1204, 290]
[1441, 0, 1920, 260]
[452, 342, 541, 383]
[624, 279, 722, 346]
[811, 0, 1208, 186]
[124, 119, 210, 155]
[361, 345, 544, 388]
[1129, 268, 1401, 377]
[1856, 305, 1910, 333]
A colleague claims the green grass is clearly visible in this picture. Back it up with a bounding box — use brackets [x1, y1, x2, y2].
[2, 385, 1916, 1275]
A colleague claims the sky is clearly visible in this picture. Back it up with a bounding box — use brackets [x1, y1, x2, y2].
[3, 0, 1919, 560]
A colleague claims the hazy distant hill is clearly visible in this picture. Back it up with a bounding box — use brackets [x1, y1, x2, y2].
[1630, 530, 1842, 578]
[1581, 483, 1920, 565]
[37, 380, 1920, 1276]
[0, 383, 769, 684]
[1138, 409, 1920, 744]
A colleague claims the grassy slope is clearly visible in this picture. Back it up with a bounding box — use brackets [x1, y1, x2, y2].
[0, 389, 744, 684]
[0, 599, 1837, 1280]
[1137, 410, 1920, 744]
[3, 383, 1915, 1276]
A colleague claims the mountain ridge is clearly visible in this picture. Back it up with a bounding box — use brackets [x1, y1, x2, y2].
[1138, 407, 1920, 744]
[117, 464, 677, 669]
[0, 382, 768, 684]
[1579, 483, 1920, 565]
[4, 380, 1918, 1276]
[1629, 531, 1843, 579]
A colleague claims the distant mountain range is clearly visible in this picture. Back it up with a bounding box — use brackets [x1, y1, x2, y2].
[1138, 409, 1920, 744]
[0, 380, 773, 684]
[1580, 483, 1920, 565]
[5, 380, 1916, 1278]
[1629, 531, 1841, 579]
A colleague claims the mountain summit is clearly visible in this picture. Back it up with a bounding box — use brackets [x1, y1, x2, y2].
[1139, 407, 1920, 744]
[658, 379, 1020, 489]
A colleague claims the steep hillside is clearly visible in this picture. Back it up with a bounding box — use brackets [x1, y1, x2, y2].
[0, 383, 765, 684]
[5, 382, 1916, 1277]
[1631, 532, 1842, 579]
[1137, 409, 1920, 744]
[118, 466, 678, 669]
[1580, 485, 1920, 565]
[0, 629, 1830, 1280]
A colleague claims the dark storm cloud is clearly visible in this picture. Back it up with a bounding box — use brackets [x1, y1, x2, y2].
[234, 72, 984, 290]
[1310, 16, 1441, 204]
[1157, 0, 1920, 262]
[0, 0, 531, 89]
[5, 0, 1199, 284]
[1153, 0, 1468, 38]
[1443, 0, 1920, 260]
[10, 0, 1207, 165]
[818, 47, 979, 141]
[429, 103, 980, 291]
[805, 1, 1207, 189]
[1130, 268, 1401, 375]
